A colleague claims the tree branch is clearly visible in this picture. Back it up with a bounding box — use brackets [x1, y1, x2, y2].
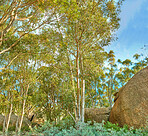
[16, 15, 33, 21]
[0, 0, 17, 25]
[0, 53, 21, 70]
[0, 21, 47, 55]
[66, 110, 76, 124]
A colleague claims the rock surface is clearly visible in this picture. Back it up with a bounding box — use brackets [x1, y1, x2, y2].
[109, 66, 148, 128]
[85, 107, 111, 123]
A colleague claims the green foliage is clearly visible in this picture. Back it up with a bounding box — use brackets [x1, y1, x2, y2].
[1, 0, 147, 134]
[32, 121, 53, 133]
[56, 115, 75, 130]
[8, 126, 16, 131]
[104, 121, 121, 131]
[25, 121, 147, 136]
[0, 126, 2, 131]
[0, 125, 30, 132]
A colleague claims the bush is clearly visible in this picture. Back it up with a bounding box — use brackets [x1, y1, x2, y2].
[56, 115, 75, 130]
[26, 120, 148, 136]
[0, 125, 2, 131]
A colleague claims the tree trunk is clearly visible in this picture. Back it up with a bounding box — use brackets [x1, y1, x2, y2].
[15, 116, 19, 136]
[66, 49, 77, 121]
[108, 80, 112, 108]
[3, 93, 13, 136]
[76, 44, 80, 121]
[95, 81, 97, 106]
[3, 115, 6, 136]
[6, 103, 13, 131]
[81, 80, 85, 123]
[17, 99, 26, 133]
[16, 84, 29, 134]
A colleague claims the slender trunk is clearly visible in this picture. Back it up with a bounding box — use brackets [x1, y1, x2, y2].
[76, 44, 80, 121]
[80, 54, 84, 121]
[46, 95, 51, 121]
[66, 50, 77, 121]
[80, 78, 83, 119]
[98, 89, 102, 107]
[6, 103, 13, 131]
[109, 65, 114, 107]
[49, 103, 52, 121]
[15, 116, 19, 136]
[3, 109, 13, 136]
[3, 93, 13, 136]
[53, 94, 56, 125]
[3, 115, 6, 135]
[17, 99, 26, 133]
[110, 69, 113, 108]
[81, 80, 85, 123]
[16, 84, 29, 134]
[108, 81, 112, 108]
[95, 81, 97, 106]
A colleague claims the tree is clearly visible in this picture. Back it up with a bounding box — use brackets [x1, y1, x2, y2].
[0, 1, 124, 134]
[55, 0, 123, 122]
[104, 50, 117, 107]
[0, 31, 46, 134]
[0, 0, 57, 70]
[132, 53, 148, 73]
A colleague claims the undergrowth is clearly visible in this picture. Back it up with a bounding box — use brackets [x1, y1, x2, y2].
[25, 120, 148, 136]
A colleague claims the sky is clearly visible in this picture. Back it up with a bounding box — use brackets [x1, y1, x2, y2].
[105, 0, 148, 62]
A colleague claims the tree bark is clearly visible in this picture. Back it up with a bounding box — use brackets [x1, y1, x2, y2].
[16, 84, 29, 134]
[81, 80, 85, 123]
[108, 80, 112, 108]
[76, 44, 80, 121]
[3, 92, 13, 136]
[6, 103, 13, 132]
[66, 50, 77, 121]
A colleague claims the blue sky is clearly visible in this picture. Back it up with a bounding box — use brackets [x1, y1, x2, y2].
[105, 0, 148, 62]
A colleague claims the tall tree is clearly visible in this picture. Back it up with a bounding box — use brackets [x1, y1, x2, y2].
[105, 50, 116, 107]
[0, 0, 58, 70]
[55, 0, 123, 122]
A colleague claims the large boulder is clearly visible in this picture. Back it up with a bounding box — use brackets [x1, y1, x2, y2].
[85, 107, 111, 123]
[109, 66, 148, 128]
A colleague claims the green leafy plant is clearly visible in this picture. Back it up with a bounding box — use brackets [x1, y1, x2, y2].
[56, 115, 75, 130]
[25, 121, 148, 136]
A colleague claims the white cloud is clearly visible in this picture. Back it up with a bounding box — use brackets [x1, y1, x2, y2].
[118, 0, 146, 34]
[105, 0, 148, 61]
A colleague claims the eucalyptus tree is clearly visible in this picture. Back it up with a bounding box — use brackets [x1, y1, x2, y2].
[0, 0, 68, 133]
[0, 0, 58, 70]
[0, 1, 124, 131]
[24, 0, 123, 123]
[104, 50, 118, 107]
[115, 53, 147, 89]
[84, 50, 107, 108]
[54, 0, 123, 122]
[115, 58, 133, 87]
[132, 53, 148, 73]
[0, 31, 47, 135]
[0, 53, 38, 135]
[36, 65, 75, 123]
[21, 27, 75, 123]
[0, 69, 16, 135]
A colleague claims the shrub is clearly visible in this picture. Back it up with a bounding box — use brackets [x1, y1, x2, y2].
[25, 120, 148, 136]
[56, 115, 75, 130]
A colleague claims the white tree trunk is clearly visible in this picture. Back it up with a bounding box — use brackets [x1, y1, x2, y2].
[6, 103, 13, 130]
[66, 50, 78, 121]
[81, 80, 85, 123]
[76, 44, 80, 121]
[16, 84, 29, 134]
[3, 95, 13, 136]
